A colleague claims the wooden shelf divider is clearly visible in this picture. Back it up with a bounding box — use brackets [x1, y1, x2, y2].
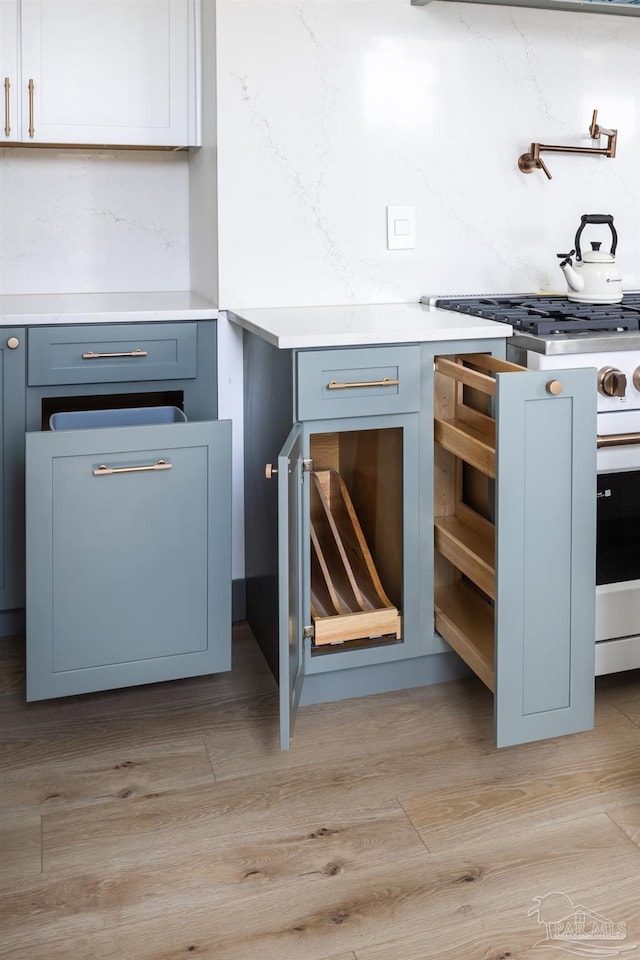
[434, 417, 496, 478]
[434, 581, 495, 692]
[434, 506, 495, 600]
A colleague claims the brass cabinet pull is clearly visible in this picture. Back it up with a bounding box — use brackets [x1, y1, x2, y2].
[3, 77, 9, 137]
[82, 349, 148, 360]
[265, 463, 278, 478]
[327, 376, 400, 390]
[597, 433, 640, 449]
[93, 459, 172, 477]
[6, 336, 19, 350]
[28, 78, 34, 137]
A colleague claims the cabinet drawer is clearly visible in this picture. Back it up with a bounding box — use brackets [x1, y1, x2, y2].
[28, 323, 198, 386]
[297, 346, 420, 421]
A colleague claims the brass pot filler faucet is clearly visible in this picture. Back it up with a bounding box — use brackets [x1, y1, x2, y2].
[518, 109, 617, 180]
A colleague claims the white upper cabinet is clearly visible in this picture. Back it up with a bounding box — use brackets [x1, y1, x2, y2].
[2, 0, 200, 147]
[1, 2, 20, 141]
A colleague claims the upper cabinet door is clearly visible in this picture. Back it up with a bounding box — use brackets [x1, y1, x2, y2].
[20, 0, 200, 147]
[0, 2, 19, 141]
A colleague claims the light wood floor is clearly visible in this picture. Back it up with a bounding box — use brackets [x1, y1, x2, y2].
[3, 624, 640, 959]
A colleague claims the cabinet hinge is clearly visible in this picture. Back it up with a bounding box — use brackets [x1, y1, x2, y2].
[302, 459, 314, 473]
[302, 624, 314, 640]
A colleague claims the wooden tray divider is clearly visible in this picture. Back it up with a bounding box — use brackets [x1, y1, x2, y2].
[310, 525, 347, 616]
[310, 469, 400, 646]
[311, 472, 367, 609]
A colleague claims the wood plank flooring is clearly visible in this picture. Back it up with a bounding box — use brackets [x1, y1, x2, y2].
[3, 624, 640, 959]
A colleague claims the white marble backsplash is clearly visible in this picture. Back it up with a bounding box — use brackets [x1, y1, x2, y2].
[216, 0, 640, 307]
[0, 148, 190, 295]
[2, 2, 640, 306]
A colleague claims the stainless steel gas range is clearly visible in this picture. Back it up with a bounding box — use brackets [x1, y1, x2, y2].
[429, 292, 640, 677]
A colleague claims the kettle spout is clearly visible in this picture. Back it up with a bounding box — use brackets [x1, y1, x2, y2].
[558, 256, 584, 293]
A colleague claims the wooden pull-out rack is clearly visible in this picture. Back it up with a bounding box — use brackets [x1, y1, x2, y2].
[433, 353, 525, 690]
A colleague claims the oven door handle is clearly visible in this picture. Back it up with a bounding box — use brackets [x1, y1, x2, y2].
[597, 432, 640, 448]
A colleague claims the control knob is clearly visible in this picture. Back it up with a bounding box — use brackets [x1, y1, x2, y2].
[598, 366, 627, 398]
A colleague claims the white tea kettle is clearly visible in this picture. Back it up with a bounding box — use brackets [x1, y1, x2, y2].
[557, 214, 623, 304]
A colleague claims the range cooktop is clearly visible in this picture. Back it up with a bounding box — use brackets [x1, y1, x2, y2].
[434, 293, 640, 336]
[426, 293, 640, 355]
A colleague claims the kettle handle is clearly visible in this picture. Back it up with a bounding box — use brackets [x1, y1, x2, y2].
[574, 214, 617, 261]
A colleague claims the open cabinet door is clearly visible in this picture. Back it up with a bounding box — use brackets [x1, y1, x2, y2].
[278, 424, 305, 749]
[494, 366, 596, 747]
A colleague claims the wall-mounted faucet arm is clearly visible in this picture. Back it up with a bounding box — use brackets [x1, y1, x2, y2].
[518, 109, 617, 180]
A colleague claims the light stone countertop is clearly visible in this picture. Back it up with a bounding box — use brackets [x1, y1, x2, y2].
[0, 292, 219, 325]
[228, 301, 512, 349]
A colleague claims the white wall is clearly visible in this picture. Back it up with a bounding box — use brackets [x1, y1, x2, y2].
[4, 4, 640, 303]
[0, 147, 190, 295]
[216, 0, 640, 307]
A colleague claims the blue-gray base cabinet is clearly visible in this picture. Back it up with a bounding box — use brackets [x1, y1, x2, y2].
[244, 332, 597, 750]
[244, 334, 480, 749]
[23, 317, 234, 699]
[431, 352, 596, 748]
[25, 414, 231, 700]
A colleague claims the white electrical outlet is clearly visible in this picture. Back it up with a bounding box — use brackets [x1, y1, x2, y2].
[387, 205, 416, 250]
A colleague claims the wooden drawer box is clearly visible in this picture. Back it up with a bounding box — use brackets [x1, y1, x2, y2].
[297, 345, 420, 421]
[28, 323, 198, 386]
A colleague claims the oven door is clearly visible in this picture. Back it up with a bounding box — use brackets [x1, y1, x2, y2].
[596, 412, 640, 674]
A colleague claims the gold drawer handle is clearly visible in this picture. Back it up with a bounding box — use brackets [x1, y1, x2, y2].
[327, 377, 400, 390]
[4, 77, 10, 137]
[546, 379, 563, 395]
[28, 78, 34, 137]
[93, 459, 172, 477]
[82, 349, 148, 360]
[597, 433, 640, 449]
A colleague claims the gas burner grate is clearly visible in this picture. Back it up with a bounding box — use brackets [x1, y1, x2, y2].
[435, 295, 640, 335]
